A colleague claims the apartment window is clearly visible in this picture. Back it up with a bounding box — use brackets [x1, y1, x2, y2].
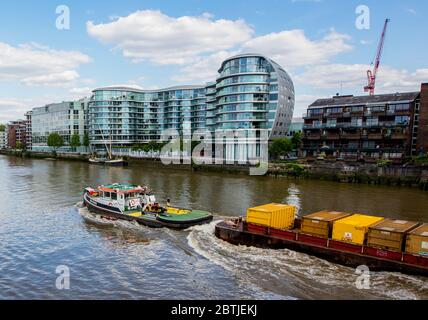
[371, 106, 385, 112]
[388, 103, 410, 113]
[395, 116, 409, 125]
[327, 119, 337, 127]
[313, 120, 322, 128]
[350, 106, 364, 112]
[366, 117, 379, 126]
[362, 141, 375, 149]
[308, 108, 323, 116]
[351, 117, 363, 127]
[326, 107, 342, 114]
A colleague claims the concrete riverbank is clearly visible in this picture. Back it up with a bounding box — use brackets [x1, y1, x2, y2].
[2, 149, 428, 190]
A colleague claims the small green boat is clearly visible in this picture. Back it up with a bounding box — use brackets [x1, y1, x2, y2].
[83, 183, 213, 229]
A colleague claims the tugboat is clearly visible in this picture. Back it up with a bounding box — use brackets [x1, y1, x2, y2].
[82, 183, 213, 229]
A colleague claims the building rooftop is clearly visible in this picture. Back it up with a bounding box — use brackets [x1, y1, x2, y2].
[93, 85, 206, 93]
[308, 91, 420, 108]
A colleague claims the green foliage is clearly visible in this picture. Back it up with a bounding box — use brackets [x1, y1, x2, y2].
[269, 138, 293, 159]
[132, 141, 167, 152]
[0, 124, 5, 132]
[377, 159, 392, 167]
[291, 131, 302, 149]
[70, 134, 81, 150]
[15, 141, 23, 150]
[414, 153, 428, 164]
[83, 133, 90, 147]
[47, 133, 64, 150]
[286, 162, 305, 176]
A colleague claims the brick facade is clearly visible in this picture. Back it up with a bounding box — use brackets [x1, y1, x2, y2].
[416, 83, 428, 154]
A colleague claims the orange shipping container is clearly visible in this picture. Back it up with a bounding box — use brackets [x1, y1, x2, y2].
[301, 211, 352, 238]
[368, 219, 420, 252]
[405, 223, 428, 256]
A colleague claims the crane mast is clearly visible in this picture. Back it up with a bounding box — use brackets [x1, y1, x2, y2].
[364, 18, 390, 95]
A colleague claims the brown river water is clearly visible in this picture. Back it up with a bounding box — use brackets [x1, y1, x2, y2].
[0, 155, 427, 299]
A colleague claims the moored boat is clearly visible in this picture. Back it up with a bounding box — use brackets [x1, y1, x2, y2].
[104, 158, 128, 167]
[89, 157, 106, 164]
[82, 183, 212, 229]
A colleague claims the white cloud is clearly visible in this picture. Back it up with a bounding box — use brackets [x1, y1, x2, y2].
[407, 8, 417, 15]
[0, 97, 45, 122]
[295, 64, 428, 93]
[294, 94, 328, 116]
[169, 28, 352, 83]
[242, 29, 352, 69]
[0, 42, 91, 87]
[87, 10, 253, 65]
[69, 87, 93, 98]
[171, 51, 236, 83]
[22, 71, 80, 87]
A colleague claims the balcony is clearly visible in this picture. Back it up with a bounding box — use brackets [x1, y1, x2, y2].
[341, 132, 361, 140]
[391, 133, 408, 140]
[367, 133, 383, 140]
[387, 109, 410, 115]
[303, 134, 321, 140]
[303, 112, 323, 119]
[324, 133, 340, 140]
[303, 123, 324, 129]
[350, 110, 364, 116]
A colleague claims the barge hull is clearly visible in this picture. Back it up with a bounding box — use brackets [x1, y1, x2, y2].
[215, 222, 428, 277]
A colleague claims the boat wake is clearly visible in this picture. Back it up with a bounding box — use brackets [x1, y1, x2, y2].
[186, 221, 428, 300]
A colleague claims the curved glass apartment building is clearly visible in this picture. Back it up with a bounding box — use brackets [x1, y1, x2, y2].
[89, 53, 295, 153]
[214, 54, 294, 138]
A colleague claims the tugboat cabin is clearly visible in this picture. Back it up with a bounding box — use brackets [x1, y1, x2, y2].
[86, 183, 152, 213]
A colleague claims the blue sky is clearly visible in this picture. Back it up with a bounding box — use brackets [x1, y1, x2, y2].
[0, 0, 427, 122]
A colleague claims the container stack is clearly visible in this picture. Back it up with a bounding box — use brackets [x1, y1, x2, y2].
[301, 211, 351, 238]
[246, 203, 296, 230]
[332, 214, 384, 245]
[367, 219, 420, 252]
[405, 223, 428, 256]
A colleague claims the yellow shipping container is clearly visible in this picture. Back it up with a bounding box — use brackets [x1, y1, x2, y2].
[246, 203, 296, 230]
[332, 214, 384, 245]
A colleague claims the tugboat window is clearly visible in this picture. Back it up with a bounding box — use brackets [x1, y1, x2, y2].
[111, 193, 117, 200]
[105, 192, 111, 198]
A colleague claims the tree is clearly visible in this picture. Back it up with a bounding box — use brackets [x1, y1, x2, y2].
[70, 134, 81, 151]
[15, 141, 23, 150]
[83, 133, 90, 147]
[269, 138, 293, 160]
[291, 131, 302, 150]
[0, 124, 5, 132]
[47, 133, 64, 154]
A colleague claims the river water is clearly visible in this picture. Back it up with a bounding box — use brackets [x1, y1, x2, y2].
[0, 155, 427, 300]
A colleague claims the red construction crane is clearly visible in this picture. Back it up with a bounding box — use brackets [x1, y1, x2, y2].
[364, 18, 390, 95]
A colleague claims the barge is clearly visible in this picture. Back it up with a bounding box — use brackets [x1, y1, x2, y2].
[215, 205, 428, 277]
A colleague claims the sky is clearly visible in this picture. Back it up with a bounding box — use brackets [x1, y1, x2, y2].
[0, 0, 427, 123]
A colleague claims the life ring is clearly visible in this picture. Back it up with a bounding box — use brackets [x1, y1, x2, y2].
[108, 202, 113, 206]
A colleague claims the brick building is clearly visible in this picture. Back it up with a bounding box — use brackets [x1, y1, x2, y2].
[6, 120, 27, 149]
[301, 83, 428, 163]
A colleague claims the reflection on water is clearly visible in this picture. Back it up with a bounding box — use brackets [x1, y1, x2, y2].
[0, 155, 427, 299]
